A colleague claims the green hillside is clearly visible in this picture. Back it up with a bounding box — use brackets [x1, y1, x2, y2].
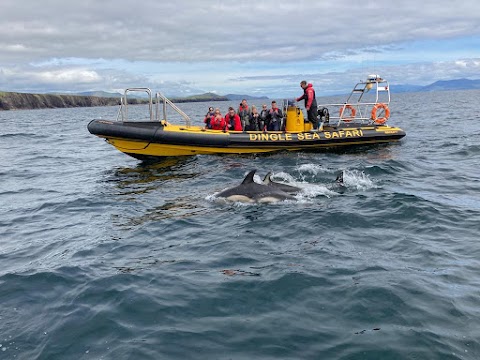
[171, 92, 229, 102]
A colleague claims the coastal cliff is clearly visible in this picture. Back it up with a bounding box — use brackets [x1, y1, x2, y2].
[0, 91, 230, 110]
[0, 92, 124, 110]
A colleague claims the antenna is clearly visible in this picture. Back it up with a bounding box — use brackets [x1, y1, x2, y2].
[361, 56, 364, 81]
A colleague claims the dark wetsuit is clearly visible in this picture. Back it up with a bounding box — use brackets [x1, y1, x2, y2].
[268, 108, 283, 131]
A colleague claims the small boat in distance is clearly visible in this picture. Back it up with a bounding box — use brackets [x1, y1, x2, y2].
[87, 76, 405, 160]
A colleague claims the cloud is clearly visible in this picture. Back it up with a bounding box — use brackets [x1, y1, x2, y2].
[35, 69, 101, 84]
[2, 0, 480, 63]
[0, 0, 480, 96]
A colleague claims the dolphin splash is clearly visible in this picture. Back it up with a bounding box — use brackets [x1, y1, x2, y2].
[215, 169, 347, 203]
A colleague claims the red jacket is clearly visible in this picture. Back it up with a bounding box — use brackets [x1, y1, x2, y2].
[238, 104, 250, 114]
[296, 83, 316, 110]
[225, 114, 242, 131]
[210, 115, 226, 130]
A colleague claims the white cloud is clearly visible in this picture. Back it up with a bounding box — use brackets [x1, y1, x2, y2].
[0, 0, 480, 96]
[5, 44, 28, 52]
[35, 69, 101, 84]
[455, 60, 468, 68]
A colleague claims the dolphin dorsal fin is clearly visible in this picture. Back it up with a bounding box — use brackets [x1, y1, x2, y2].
[336, 171, 344, 184]
[263, 172, 273, 184]
[242, 170, 257, 184]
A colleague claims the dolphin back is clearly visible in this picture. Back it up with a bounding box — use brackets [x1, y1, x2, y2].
[216, 169, 296, 203]
[263, 172, 301, 194]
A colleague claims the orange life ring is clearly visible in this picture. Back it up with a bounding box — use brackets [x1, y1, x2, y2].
[339, 104, 356, 122]
[371, 103, 390, 124]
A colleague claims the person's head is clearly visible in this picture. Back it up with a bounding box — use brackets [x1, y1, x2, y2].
[208, 106, 214, 112]
[214, 108, 221, 116]
[262, 104, 267, 110]
[241, 99, 248, 107]
[252, 105, 258, 114]
[300, 80, 307, 89]
[271, 100, 277, 109]
[228, 107, 235, 116]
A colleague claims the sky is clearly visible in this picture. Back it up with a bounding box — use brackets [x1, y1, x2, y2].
[1, 0, 480, 98]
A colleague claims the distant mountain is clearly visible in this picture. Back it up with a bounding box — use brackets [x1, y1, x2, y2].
[77, 91, 122, 98]
[65, 91, 227, 102]
[172, 92, 228, 102]
[421, 78, 480, 91]
[52, 90, 267, 101]
[47, 90, 123, 98]
[390, 84, 424, 93]
[224, 94, 269, 101]
[392, 78, 480, 93]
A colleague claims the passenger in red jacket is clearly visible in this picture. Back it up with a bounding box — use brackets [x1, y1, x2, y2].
[210, 108, 226, 130]
[225, 107, 242, 131]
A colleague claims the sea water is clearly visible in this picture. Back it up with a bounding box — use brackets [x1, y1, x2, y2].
[1, 90, 479, 359]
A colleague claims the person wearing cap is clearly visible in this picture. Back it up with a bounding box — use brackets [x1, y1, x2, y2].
[296, 80, 318, 129]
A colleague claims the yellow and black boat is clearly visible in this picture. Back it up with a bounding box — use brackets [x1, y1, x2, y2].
[88, 77, 405, 160]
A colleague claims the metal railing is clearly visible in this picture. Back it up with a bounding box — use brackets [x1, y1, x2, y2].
[318, 79, 391, 126]
[155, 92, 191, 127]
[116, 87, 191, 127]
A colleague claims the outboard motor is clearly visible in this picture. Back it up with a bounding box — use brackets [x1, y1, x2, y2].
[318, 107, 330, 124]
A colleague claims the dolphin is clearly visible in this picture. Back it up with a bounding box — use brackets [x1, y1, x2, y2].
[262, 172, 302, 194]
[331, 171, 346, 193]
[335, 171, 344, 184]
[216, 170, 296, 203]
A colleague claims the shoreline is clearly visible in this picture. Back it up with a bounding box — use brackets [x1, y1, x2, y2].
[0, 91, 230, 111]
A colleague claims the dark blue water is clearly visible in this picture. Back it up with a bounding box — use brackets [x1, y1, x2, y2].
[1, 90, 480, 359]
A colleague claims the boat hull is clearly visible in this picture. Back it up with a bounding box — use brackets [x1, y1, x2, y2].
[87, 119, 406, 158]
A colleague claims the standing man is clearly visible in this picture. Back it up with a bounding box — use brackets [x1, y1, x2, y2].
[238, 99, 252, 131]
[296, 80, 318, 129]
[268, 101, 283, 131]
